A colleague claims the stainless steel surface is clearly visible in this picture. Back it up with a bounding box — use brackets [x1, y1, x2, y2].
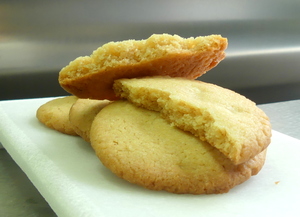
[259, 100, 300, 140]
[0, 148, 57, 217]
[1, 0, 300, 103]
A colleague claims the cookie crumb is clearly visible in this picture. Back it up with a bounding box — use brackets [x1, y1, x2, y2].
[275, 181, 280, 185]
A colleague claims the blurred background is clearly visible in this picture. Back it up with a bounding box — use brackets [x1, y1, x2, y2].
[1, 0, 300, 103]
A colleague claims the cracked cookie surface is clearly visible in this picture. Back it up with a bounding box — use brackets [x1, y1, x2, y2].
[113, 77, 272, 164]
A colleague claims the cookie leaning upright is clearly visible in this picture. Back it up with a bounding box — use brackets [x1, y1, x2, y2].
[69, 98, 112, 142]
[113, 77, 272, 165]
[36, 96, 78, 136]
[58, 34, 227, 100]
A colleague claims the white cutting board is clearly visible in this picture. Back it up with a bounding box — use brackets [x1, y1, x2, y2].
[0, 97, 300, 217]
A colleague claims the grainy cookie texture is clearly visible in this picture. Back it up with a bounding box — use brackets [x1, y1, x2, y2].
[90, 101, 267, 194]
[36, 96, 78, 135]
[113, 77, 272, 165]
[69, 98, 111, 142]
[59, 34, 227, 100]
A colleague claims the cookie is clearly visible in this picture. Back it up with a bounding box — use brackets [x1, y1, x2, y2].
[59, 34, 227, 100]
[36, 96, 78, 135]
[113, 77, 272, 165]
[90, 100, 267, 194]
[69, 98, 111, 142]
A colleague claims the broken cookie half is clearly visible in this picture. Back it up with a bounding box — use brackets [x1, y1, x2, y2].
[113, 76, 272, 165]
[59, 34, 227, 100]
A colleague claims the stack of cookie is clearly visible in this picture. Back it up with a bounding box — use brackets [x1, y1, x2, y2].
[37, 34, 272, 194]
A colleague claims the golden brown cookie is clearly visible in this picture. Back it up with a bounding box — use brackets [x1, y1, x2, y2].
[90, 101, 267, 194]
[36, 96, 78, 135]
[59, 34, 227, 100]
[69, 98, 111, 142]
[113, 77, 272, 165]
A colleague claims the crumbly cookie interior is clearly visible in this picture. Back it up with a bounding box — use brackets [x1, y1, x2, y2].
[113, 77, 271, 165]
[59, 34, 227, 80]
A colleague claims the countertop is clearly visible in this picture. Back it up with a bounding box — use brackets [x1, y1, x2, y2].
[0, 98, 299, 217]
